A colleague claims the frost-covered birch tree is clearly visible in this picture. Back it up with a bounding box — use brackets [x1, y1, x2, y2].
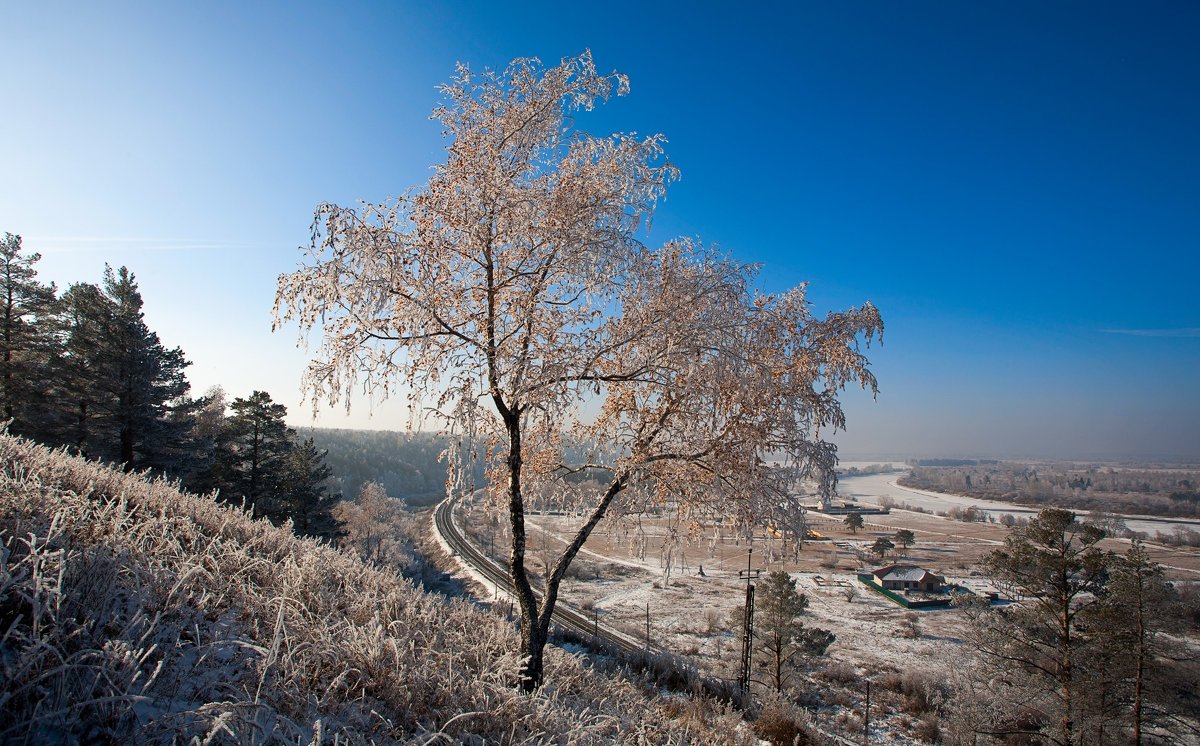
[275, 51, 882, 690]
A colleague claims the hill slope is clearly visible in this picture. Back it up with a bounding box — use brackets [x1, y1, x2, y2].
[0, 434, 746, 744]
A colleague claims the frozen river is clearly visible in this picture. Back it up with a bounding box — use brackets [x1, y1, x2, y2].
[837, 466, 1200, 537]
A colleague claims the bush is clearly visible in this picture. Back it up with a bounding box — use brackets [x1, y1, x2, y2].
[817, 661, 860, 686]
[753, 700, 814, 746]
[912, 713, 941, 742]
[900, 672, 940, 715]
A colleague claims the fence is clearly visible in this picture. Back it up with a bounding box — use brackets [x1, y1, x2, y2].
[854, 574, 957, 609]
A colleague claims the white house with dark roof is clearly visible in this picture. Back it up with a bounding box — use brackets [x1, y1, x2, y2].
[870, 564, 945, 593]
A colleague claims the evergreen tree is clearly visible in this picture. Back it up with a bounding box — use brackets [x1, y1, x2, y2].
[0, 233, 58, 438]
[212, 391, 336, 535]
[972, 508, 1111, 745]
[280, 436, 337, 536]
[893, 529, 916, 556]
[843, 512, 863, 534]
[219, 390, 295, 513]
[753, 570, 835, 692]
[182, 386, 229, 495]
[51, 282, 115, 457]
[1096, 540, 1197, 744]
[870, 536, 894, 561]
[98, 265, 193, 472]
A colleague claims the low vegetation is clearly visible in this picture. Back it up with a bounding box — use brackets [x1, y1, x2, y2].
[0, 434, 749, 744]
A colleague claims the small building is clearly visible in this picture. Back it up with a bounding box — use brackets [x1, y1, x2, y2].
[870, 564, 945, 593]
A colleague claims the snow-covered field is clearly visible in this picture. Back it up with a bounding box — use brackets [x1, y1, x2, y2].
[491, 509, 980, 745]
[450, 467, 1200, 743]
[519, 511, 977, 680]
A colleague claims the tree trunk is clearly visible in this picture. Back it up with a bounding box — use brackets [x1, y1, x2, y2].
[501, 408, 543, 692]
[120, 423, 134, 469]
[1061, 593, 1074, 746]
[4, 278, 13, 422]
[1133, 589, 1146, 745]
[250, 419, 261, 502]
[519, 620, 547, 692]
[511, 432, 626, 690]
[74, 400, 89, 457]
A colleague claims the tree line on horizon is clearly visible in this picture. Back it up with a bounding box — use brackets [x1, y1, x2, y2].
[901, 461, 1200, 521]
[0, 232, 337, 535]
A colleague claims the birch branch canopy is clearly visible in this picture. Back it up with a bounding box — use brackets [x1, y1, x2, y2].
[274, 50, 882, 514]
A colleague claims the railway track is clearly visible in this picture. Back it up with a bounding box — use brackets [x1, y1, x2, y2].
[433, 495, 865, 745]
[432, 496, 647, 657]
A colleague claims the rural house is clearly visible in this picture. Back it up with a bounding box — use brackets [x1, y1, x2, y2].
[870, 564, 945, 593]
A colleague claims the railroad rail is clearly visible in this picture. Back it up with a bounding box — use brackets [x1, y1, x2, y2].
[433, 495, 865, 745]
[432, 495, 647, 657]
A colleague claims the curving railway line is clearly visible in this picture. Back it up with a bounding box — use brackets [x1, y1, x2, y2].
[432, 495, 647, 657]
[433, 495, 862, 744]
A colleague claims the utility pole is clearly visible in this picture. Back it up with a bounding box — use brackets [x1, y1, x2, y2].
[644, 601, 651, 655]
[738, 547, 761, 693]
[863, 678, 871, 745]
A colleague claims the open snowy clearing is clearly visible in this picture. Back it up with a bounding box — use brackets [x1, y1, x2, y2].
[454, 493, 987, 683]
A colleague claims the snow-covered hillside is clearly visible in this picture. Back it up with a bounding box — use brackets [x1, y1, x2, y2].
[0, 434, 749, 744]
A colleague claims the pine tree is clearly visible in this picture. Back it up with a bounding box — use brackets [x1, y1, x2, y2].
[98, 266, 193, 471]
[51, 282, 115, 457]
[870, 536, 894, 561]
[973, 508, 1111, 745]
[219, 390, 295, 513]
[894, 529, 916, 556]
[0, 233, 58, 438]
[753, 570, 835, 692]
[843, 512, 864, 534]
[181, 386, 229, 495]
[1096, 540, 1194, 744]
[209, 392, 336, 535]
[280, 436, 337, 536]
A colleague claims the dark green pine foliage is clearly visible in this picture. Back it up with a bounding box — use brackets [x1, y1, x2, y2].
[52, 282, 113, 456]
[283, 437, 338, 537]
[1093, 541, 1196, 745]
[980, 508, 1111, 746]
[214, 391, 336, 536]
[180, 387, 230, 496]
[0, 234, 58, 439]
[98, 266, 196, 473]
[221, 390, 295, 512]
[754, 570, 835, 692]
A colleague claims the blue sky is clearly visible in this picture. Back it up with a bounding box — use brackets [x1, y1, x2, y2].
[2, 1, 1197, 460]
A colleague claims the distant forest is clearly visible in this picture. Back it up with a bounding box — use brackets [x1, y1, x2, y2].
[305, 428, 485, 507]
[900, 461, 1200, 519]
[907, 458, 999, 467]
[306, 429, 623, 507]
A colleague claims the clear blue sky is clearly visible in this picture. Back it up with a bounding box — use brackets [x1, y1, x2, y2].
[2, 1, 1197, 461]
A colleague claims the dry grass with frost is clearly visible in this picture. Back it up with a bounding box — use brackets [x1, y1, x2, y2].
[0, 434, 749, 744]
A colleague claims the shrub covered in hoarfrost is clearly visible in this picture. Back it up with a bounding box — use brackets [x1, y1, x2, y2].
[0, 434, 750, 744]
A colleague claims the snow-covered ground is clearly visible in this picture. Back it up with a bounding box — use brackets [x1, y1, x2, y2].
[510, 510, 976, 745]
[452, 466, 1200, 743]
[519, 512, 976, 681]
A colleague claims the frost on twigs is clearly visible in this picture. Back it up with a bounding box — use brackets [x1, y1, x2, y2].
[274, 50, 881, 688]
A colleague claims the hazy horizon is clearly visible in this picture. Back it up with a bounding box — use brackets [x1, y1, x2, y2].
[3, 2, 1197, 461]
